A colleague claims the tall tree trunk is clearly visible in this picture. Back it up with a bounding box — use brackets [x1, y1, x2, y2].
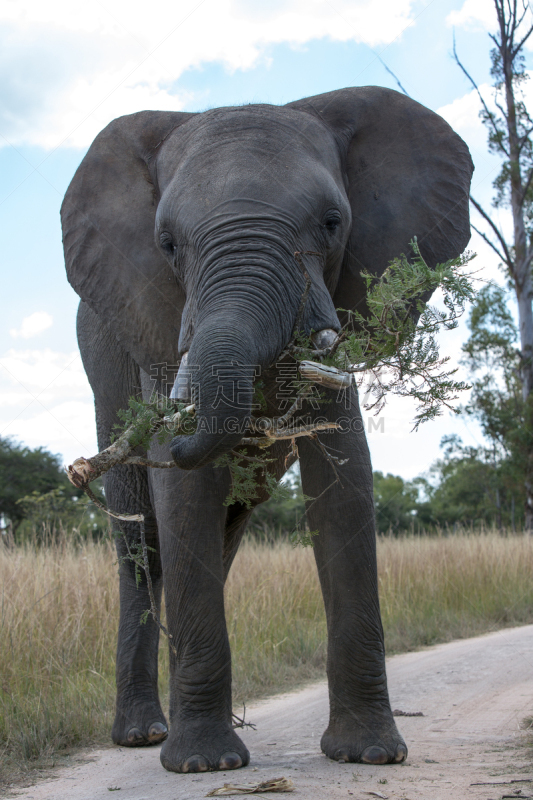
[497, 0, 533, 529]
[457, 2, 533, 530]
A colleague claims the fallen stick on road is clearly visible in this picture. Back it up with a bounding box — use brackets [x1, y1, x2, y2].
[206, 776, 294, 795]
[470, 778, 533, 786]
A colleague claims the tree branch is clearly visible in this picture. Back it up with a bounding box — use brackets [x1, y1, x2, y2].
[374, 53, 411, 97]
[123, 456, 177, 469]
[470, 195, 513, 265]
[247, 421, 340, 440]
[471, 222, 509, 265]
[453, 35, 510, 158]
[139, 518, 177, 657]
[511, 20, 533, 57]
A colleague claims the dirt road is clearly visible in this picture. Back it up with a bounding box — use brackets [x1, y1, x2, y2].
[12, 625, 533, 800]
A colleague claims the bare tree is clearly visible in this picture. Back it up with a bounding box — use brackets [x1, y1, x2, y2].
[454, 0, 533, 528]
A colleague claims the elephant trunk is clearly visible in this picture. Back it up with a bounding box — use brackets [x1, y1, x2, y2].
[168, 225, 341, 470]
[169, 318, 266, 471]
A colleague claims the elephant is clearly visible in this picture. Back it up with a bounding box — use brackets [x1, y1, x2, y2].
[61, 86, 472, 774]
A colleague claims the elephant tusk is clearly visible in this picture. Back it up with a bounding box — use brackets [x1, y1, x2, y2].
[170, 352, 191, 401]
[299, 360, 353, 390]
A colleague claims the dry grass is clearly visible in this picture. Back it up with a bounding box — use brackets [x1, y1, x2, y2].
[2, 530, 533, 785]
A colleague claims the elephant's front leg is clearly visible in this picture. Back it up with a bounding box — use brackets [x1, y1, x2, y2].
[108, 465, 168, 748]
[149, 460, 249, 774]
[298, 391, 407, 765]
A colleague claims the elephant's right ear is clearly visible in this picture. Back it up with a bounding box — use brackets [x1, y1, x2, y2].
[61, 110, 195, 373]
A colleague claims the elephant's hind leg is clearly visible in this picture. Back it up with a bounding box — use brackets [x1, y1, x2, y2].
[77, 302, 167, 747]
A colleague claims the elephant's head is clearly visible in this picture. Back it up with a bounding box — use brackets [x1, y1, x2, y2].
[62, 88, 473, 469]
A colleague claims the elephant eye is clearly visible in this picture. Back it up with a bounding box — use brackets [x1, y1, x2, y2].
[323, 212, 341, 233]
[159, 232, 175, 254]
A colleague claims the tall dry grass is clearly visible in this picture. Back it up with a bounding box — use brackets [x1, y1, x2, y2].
[2, 531, 533, 782]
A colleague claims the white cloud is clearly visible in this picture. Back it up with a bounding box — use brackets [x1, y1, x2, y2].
[446, 0, 496, 31]
[0, 348, 96, 464]
[0, 0, 416, 149]
[3, 401, 97, 465]
[447, 0, 533, 49]
[437, 86, 485, 139]
[9, 311, 53, 339]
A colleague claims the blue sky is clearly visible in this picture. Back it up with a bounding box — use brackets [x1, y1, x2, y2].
[0, 0, 524, 477]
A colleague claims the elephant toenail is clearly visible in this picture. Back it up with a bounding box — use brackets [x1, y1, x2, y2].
[148, 722, 168, 742]
[394, 743, 408, 762]
[126, 727, 145, 745]
[218, 752, 243, 770]
[361, 745, 388, 765]
[334, 749, 350, 762]
[182, 754, 209, 773]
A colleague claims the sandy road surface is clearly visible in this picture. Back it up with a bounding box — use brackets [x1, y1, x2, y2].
[11, 625, 533, 800]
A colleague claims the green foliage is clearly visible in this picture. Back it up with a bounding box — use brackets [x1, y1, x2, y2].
[417, 436, 521, 529]
[113, 396, 196, 449]
[292, 241, 475, 429]
[373, 471, 419, 534]
[248, 466, 307, 535]
[214, 451, 285, 509]
[462, 285, 525, 459]
[368, 284, 528, 532]
[461, 283, 518, 370]
[214, 452, 265, 509]
[453, 282, 528, 527]
[15, 480, 109, 542]
[289, 527, 319, 548]
[246, 465, 316, 546]
[17, 488, 83, 532]
[385, 284, 528, 532]
[0, 437, 77, 534]
[113, 396, 159, 448]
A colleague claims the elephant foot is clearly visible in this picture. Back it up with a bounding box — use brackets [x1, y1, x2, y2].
[160, 719, 249, 773]
[321, 713, 407, 765]
[112, 702, 168, 747]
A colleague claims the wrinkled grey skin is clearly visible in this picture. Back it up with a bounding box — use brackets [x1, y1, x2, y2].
[62, 87, 472, 774]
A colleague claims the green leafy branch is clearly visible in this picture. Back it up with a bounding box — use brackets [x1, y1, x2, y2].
[288, 240, 476, 429]
[67, 397, 196, 494]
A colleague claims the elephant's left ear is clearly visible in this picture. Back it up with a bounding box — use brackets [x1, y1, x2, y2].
[287, 87, 473, 312]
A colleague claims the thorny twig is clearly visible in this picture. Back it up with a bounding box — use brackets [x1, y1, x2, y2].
[138, 518, 177, 657]
[83, 482, 142, 522]
[123, 456, 177, 469]
[274, 386, 314, 427]
[231, 704, 257, 730]
[246, 421, 340, 438]
[85, 484, 177, 657]
[312, 435, 346, 488]
[288, 478, 339, 544]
